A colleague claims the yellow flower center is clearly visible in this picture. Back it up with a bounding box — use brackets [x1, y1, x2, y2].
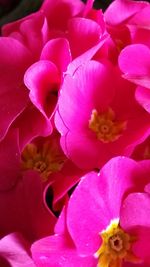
[95, 219, 141, 267]
[89, 108, 127, 143]
[21, 141, 66, 182]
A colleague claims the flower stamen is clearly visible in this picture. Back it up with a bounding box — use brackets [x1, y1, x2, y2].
[21, 141, 66, 182]
[95, 219, 141, 267]
[89, 108, 126, 143]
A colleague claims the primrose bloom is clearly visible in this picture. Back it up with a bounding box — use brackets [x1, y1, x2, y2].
[0, 0, 107, 153]
[55, 60, 150, 169]
[32, 157, 150, 266]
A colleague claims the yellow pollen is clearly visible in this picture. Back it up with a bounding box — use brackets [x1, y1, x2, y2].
[21, 141, 66, 182]
[89, 108, 127, 143]
[95, 219, 141, 267]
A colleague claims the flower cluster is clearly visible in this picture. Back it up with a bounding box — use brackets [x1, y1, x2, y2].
[1, 0, 150, 266]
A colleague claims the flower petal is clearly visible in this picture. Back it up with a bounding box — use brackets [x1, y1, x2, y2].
[41, 38, 71, 73]
[32, 234, 96, 267]
[0, 232, 36, 267]
[0, 37, 33, 140]
[24, 60, 60, 119]
[120, 192, 150, 263]
[0, 130, 21, 192]
[67, 157, 142, 255]
[119, 44, 150, 88]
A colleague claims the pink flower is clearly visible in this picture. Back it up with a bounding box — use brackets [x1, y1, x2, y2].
[55, 60, 150, 169]
[31, 157, 150, 266]
[0, 0, 107, 150]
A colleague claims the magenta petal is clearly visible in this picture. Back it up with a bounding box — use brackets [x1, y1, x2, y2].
[41, 0, 84, 31]
[0, 232, 36, 267]
[64, 131, 102, 169]
[57, 60, 115, 132]
[67, 171, 110, 255]
[119, 44, 150, 88]
[83, 0, 94, 16]
[19, 11, 44, 57]
[120, 192, 150, 263]
[135, 86, 150, 113]
[67, 157, 145, 255]
[120, 192, 150, 229]
[24, 60, 60, 119]
[0, 171, 56, 241]
[68, 17, 102, 58]
[14, 104, 52, 151]
[0, 130, 21, 191]
[105, 0, 148, 25]
[41, 38, 71, 73]
[129, 5, 150, 28]
[54, 205, 68, 235]
[0, 37, 33, 140]
[67, 35, 108, 75]
[32, 234, 97, 267]
[51, 172, 80, 207]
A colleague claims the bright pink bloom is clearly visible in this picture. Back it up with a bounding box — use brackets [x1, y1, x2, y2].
[0, 0, 107, 150]
[31, 157, 150, 266]
[55, 60, 150, 169]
